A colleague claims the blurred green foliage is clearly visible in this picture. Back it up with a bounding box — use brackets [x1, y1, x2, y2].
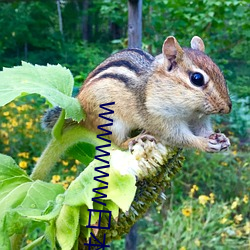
[0, 0, 249, 97]
[0, 0, 249, 249]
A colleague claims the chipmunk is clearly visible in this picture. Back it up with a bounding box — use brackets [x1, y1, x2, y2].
[44, 36, 232, 153]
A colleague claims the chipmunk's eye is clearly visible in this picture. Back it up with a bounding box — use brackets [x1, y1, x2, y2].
[190, 72, 204, 87]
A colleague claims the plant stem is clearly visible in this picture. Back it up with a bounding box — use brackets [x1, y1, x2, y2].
[30, 125, 100, 181]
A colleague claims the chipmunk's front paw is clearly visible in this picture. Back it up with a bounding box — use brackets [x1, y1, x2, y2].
[129, 134, 156, 152]
[206, 133, 230, 152]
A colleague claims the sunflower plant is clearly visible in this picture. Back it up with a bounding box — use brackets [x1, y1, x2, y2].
[0, 62, 183, 249]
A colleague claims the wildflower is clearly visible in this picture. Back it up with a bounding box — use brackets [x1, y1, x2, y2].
[231, 197, 240, 209]
[75, 159, 81, 165]
[51, 175, 61, 183]
[243, 195, 248, 204]
[182, 207, 192, 217]
[194, 238, 201, 247]
[71, 165, 77, 172]
[232, 150, 237, 156]
[236, 229, 243, 237]
[209, 193, 215, 204]
[198, 195, 210, 206]
[63, 182, 69, 189]
[0, 130, 8, 138]
[179, 247, 186, 250]
[32, 157, 39, 162]
[220, 217, 228, 224]
[221, 162, 228, 167]
[234, 214, 243, 224]
[189, 184, 199, 198]
[62, 160, 69, 166]
[11, 119, 18, 127]
[26, 121, 33, 129]
[3, 111, 9, 116]
[19, 161, 28, 169]
[244, 221, 250, 234]
[18, 152, 30, 159]
[66, 176, 75, 182]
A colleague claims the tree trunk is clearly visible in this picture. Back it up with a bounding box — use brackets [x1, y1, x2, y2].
[82, 0, 89, 41]
[125, 223, 137, 250]
[128, 0, 142, 48]
[56, 0, 63, 36]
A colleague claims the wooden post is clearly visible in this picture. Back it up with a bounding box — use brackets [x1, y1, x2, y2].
[128, 0, 142, 49]
[125, 224, 137, 250]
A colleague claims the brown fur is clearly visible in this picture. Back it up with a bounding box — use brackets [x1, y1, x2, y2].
[77, 36, 231, 152]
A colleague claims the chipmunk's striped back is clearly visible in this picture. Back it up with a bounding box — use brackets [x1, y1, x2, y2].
[83, 48, 155, 89]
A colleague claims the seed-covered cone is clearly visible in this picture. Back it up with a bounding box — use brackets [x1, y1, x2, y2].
[79, 140, 183, 249]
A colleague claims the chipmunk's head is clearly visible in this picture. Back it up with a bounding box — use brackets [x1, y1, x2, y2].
[156, 36, 232, 115]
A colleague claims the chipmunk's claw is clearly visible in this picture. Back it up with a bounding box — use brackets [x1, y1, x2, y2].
[129, 134, 156, 152]
[207, 133, 230, 152]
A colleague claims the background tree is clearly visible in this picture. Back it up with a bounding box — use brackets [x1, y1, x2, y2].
[0, 0, 249, 249]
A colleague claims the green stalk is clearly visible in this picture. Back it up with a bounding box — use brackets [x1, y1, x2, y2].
[30, 125, 100, 181]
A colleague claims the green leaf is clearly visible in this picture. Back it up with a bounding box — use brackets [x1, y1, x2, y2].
[45, 220, 56, 249]
[0, 176, 31, 201]
[0, 182, 32, 216]
[20, 181, 64, 213]
[66, 142, 96, 165]
[104, 151, 137, 212]
[64, 159, 104, 208]
[105, 200, 119, 219]
[0, 154, 30, 181]
[56, 205, 80, 250]
[0, 62, 85, 122]
[105, 168, 136, 212]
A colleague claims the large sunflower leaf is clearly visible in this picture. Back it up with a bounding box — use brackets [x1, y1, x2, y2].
[0, 62, 84, 121]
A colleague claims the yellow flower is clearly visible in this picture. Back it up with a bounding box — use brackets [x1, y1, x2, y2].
[243, 195, 248, 204]
[220, 217, 228, 224]
[198, 195, 210, 206]
[9, 102, 16, 108]
[189, 184, 199, 197]
[179, 247, 186, 250]
[209, 193, 215, 204]
[3, 111, 9, 116]
[231, 198, 240, 209]
[234, 214, 243, 224]
[244, 221, 250, 234]
[19, 161, 28, 169]
[194, 238, 201, 247]
[182, 207, 192, 217]
[63, 182, 69, 189]
[62, 160, 69, 166]
[66, 176, 75, 182]
[26, 121, 33, 129]
[11, 119, 18, 127]
[18, 152, 30, 159]
[70, 165, 77, 172]
[32, 157, 39, 162]
[221, 162, 228, 167]
[232, 150, 237, 156]
[51, 175, 61, 183]
[75, 159, 81, 165]
[236, 229, 242, 237]
[0, 130, 8, 138]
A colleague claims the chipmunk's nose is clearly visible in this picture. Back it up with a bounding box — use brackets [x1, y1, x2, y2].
[219, 101, 232, 114]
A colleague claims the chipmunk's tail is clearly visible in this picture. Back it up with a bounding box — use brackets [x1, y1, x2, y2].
[41, 106, 62, 130]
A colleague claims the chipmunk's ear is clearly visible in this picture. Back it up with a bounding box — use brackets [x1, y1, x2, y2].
[162, 36, 184, 63]
[191, 36, 205, 52]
